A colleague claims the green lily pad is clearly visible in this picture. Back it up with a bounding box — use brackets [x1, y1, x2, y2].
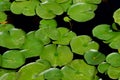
[61, 59, 97, 80]
[84, 49, 105, 65]
[73, 0, 101, 4]
[106, 52, 120, 67]
[17, 61, 50, 80]
[43, 68, 63, 80]
[39, 19, 57, 28]
[56, 0, 68, 3]
[35, 28, 51, 45]
[0, 12, 7, 23]
[41, 1, 64, 15]
[0, 1, 11, 11]
[40, 44, 73, 67]
[0, 24, 14, 31]
[0, 69, 16, 77]
[0, 72, 16, 80]
[21, 31, 44, 58]
[113, 8, 120, 25]
[10, 1, 28, 14]
[92, 24, 116, 41]
[107, 66, 120, 79]
[53, 27, 77, 45]
[36, 4, 56, 19]
[70, 35, 99, 55]
[1, 50, 25, 69]
[97, 62, 110, 74]
[67, 3, 95, 22]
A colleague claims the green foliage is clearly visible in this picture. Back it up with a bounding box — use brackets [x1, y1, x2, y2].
[70, 35, 99, 55]
[0, 12, 7, 23]
[84, 49, 106, 65]
[113, 8, 120, 25]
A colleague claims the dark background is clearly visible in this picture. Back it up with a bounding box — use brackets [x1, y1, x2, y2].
[1, 0, 120, 79]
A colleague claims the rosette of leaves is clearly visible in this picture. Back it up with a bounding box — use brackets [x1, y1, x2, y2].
[61, 59, 98, 80]
[21, 31, 44, 58]
[92, 24, 120, 49]
[0, 24, 26, 49]
[70, 35, 99, 55]
[40, 44, 73, 67]
[17, 59, 51, 80]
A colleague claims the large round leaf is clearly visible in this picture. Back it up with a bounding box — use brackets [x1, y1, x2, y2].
[1, 50, 25, 69]
[61, 59, 97, 80]
[70, 35, 99, 55]
[40, 44, 73, 67]
[41, 1, 64, 15]
[84, 49, 105, 65]
[21, 31, 44, 58]
[106, 52, 120, 67]
[67, 3, 95, 22]
[36, 4, 55, 19]
[17, 61, 50, 80]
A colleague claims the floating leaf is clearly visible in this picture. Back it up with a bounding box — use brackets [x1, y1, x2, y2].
[36, 4, 55, 19]
[43, 68, 63, 80]
[73, 0, 101, 4]
[97, 62, 110, 74]
[0, 54, 1, 66]
[0, 1, 11, 11]
[35, 28, 51, 45]
[92, 24, 117, 41]
[39, 19, 57, 28]
[84, 49, 105, 65]
[0, 72, 16, 80]
[40, 44, 73, 67]
[1, 50, 25, 69]
[107, 66, 120, 79]
[70, 35, 99, 55]
[21, 31, 44, 58]
[56, 0, 68, 3]
[106, 52, 120, 67]
[17, 61, 50, 80]
[41, 1, 64, 15]
[61, 59, 97, 80]
[113, 8, 120, 25]
[0, 12, 7, 23]
[67, 3, 95, 22]
[10, 1, 28, 14]
[53, 27, 77, 45]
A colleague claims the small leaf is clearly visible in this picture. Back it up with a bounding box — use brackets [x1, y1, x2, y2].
[97, 62, 110, 74]
[0, 12, 7, 23]
[2, 50, 25, 69]
[113, 8, 120, 25]
[107, 66, 120, 79]
[106, 52, 120, 67]
[39, 19, 57, 28]
[84, 49, 105, 65]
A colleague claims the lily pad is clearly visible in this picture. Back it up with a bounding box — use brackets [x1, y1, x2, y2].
[21, 31, 44, 58]
[84, 49, 105, 65]
[17, 61, 50, 80]
[61, 59, 97, 80]
[40, 44, 73, 67]
[0, 1, 11, 11]
[0, 12, 7, 23]
[70, 35, 99, 55]
[0, 72, 16, 80]
[113, 8, 120, 25]
[106, 52, 120, 67]
[1, 50, 25, 69]
[67, 3, 95, 22]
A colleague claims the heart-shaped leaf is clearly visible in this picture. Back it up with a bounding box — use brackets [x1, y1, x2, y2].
[70, 35, 99, 55]
[84, 49, 105, 65]
[21, 31, 44, 58]
[1, 50, 25, 69]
